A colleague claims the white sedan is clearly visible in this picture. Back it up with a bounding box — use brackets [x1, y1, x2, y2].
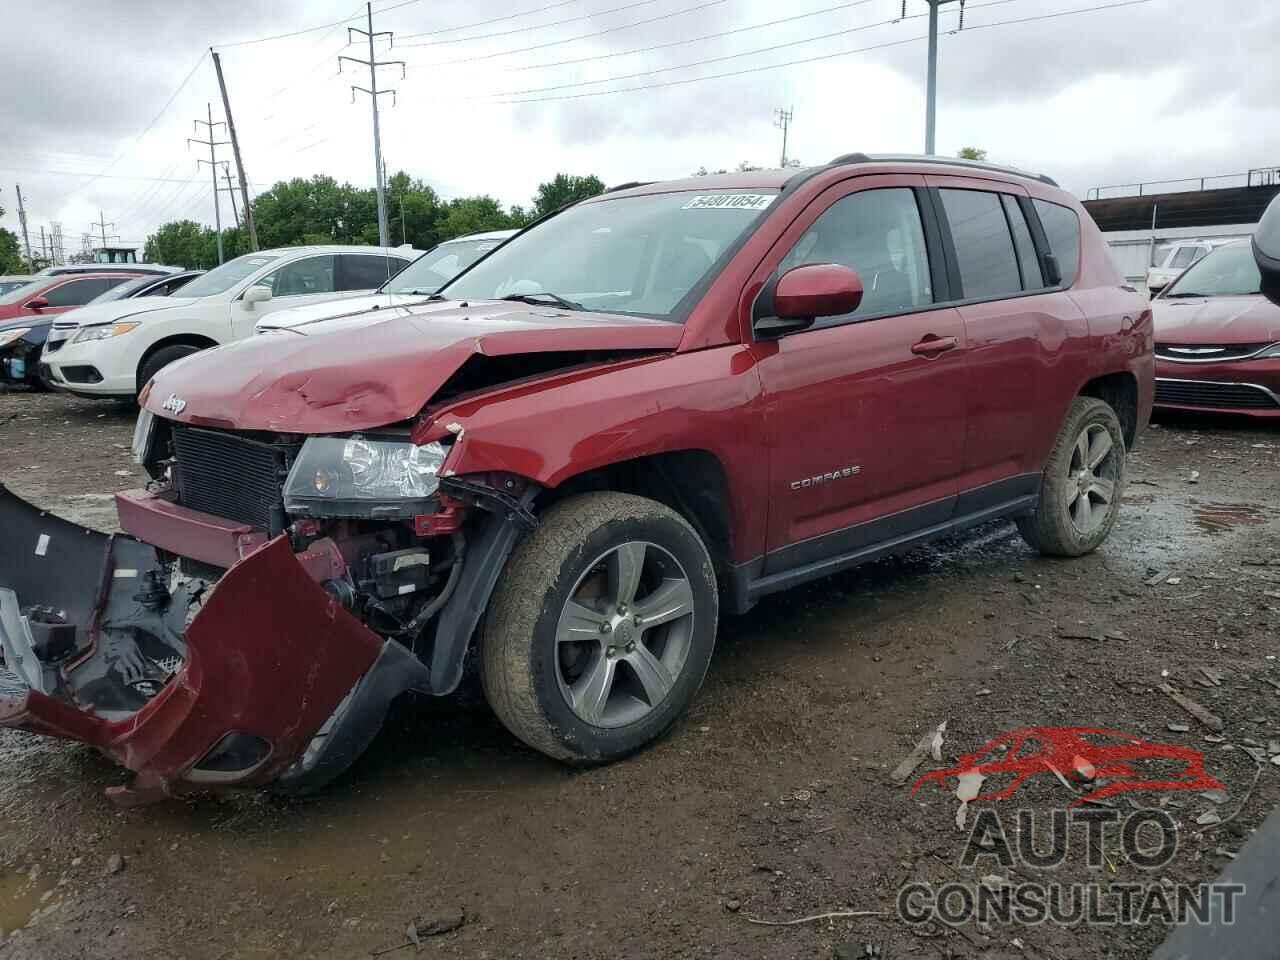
[43, 244, 420, 399]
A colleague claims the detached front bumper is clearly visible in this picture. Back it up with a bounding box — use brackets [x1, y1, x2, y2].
[0, 484, 388, 805]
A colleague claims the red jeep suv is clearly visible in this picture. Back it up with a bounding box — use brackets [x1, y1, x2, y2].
[0, 155, 1153, 804]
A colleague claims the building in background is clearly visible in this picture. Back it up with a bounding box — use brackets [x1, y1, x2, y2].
[1081, 166, 1280, 285]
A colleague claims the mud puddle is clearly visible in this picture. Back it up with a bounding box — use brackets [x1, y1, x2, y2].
[1192, 501, 1270, 533]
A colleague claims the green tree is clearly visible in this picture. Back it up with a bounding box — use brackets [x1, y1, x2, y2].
[438, 196, 517, 240]
[531, 173, 605, 218]
[0, 227, 25, 274]
[386, 171, 445, 250]
[250, 175, 376, 248]
[144, 220, 214, 269]
[957, 147, 988, 161]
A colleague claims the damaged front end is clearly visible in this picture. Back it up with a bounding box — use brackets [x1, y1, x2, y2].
[0, 431, 535, 805]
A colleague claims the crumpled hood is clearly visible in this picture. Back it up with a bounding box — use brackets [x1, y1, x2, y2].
[55, 296, 201, 328]
[254, 293, 428, 331]
[1153, 295, 1280, 345]
[144, 300, 683, 432]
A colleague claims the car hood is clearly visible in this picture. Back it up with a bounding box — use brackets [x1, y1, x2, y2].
[144, 300, 683, 433]
[55, 296, 201, 328]
[255, 293, 429, 331]
[1153, 295, 1280, 345]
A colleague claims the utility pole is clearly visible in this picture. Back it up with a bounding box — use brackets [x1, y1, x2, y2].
[211, 50, 259, 251]
[89, 210, 116, 249]
[340, 3, 405, 247]
[920, 0, 965, 155]
[51, 223, 64, 265]
[14, 185, 32, 266]
[189, 103, 230, 265]
[38, 226, 48, 264]
[219, 163, 241, 230]
[774, 107, 793, 169]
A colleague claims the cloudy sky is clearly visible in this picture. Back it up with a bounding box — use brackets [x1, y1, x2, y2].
[1, 0, 1275, 257]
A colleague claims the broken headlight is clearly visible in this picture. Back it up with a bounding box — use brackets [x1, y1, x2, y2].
[283, 437, 448, 519]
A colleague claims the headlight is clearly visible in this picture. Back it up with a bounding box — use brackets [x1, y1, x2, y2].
[0, 327, 31, 348]
[283, 437, 448, 518]
[72, 321, 141, 344]
[1255, 342, 1280, 359]
[131, 409, 156, 464]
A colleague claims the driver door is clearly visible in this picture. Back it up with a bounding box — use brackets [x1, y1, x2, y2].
[230, 254, 337, 339]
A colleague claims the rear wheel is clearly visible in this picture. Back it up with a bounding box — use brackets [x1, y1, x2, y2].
[481, 492, 718, 764]
[137, 344, 202, 399]
[1017, 397, 1126, 557]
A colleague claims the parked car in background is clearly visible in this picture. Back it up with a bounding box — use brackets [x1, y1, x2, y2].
[41, 270, 204, 357]
[257, 230, 515, 334]
[38, 262, 178, 277]
[1146, 238, 1237, 293]
[0, 271, 145, 387]
[0, 156, 1152, 802]
[0, 276, 34, 297]
[1152, 240, 1280, 416]
[42, 245, 420, 399]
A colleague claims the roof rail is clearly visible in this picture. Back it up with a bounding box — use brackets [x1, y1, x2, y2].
[605, 180, 655, 193]
[828, 152, 1059, 188]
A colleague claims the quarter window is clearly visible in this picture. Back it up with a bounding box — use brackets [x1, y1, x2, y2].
[261, 256, 336, 297]
[1032, 199, 1082, 286]
[939, 189, 1022, 300]
[778, 187, 933, 323]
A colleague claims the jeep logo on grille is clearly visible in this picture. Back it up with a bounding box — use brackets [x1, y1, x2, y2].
[161, 393, 187, 415]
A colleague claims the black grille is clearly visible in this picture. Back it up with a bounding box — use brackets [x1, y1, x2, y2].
[1155, 379, 1279, 410]
[172, 426, 295, 530]
[1156, 342, 1271, 362]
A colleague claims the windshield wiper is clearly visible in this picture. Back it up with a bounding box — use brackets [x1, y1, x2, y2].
[1163, 292, 1211, 299]
[500, 292, 585, 311]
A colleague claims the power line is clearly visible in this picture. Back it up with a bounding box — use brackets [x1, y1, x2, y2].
[404, 0, 730, 65]
[402, 0, 581, 38]
[503, 0, 876, 72]
[399, 0, 658, 46]
[480, 0, 1152, 104]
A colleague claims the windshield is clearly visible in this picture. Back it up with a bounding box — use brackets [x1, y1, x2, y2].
[178, 254, 279, 298]
[1162, 242, 1260, 298]
[0, 279, 45, 305]
[385, 238, 510, 294]
[87, 275, 153, 304]
[441, 190, 778, 319]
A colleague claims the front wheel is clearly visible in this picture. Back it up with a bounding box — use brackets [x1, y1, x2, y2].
[136, 344, 202, 400]
[481, 492, 719, 765]
[1017, 396, 1127, 557]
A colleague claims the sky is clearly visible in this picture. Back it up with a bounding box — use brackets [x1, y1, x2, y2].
[1, 0, 1276, 258]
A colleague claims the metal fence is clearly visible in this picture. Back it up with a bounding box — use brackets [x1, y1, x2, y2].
[1086, 166, 1280, 201]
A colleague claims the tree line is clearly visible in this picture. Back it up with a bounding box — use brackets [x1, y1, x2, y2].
[141, 171, 606, 269]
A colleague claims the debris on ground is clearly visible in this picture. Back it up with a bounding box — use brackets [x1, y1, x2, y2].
[954, 771, 986, 830]
[888, 720, 947, 785]
[1157, 682, 1226, 732]
[1145, 569, 1174, 586]
[1196, 810, 1223, 826]
[105, 854, 125, 876]
[1167, 723, 1191, 733]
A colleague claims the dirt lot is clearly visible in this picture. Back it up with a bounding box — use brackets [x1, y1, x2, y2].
[1, 387, 1278, 960]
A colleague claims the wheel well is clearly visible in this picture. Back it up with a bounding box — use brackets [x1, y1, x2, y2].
[543, 450, 735, 584]
[137, 334, 219, 382]
[1080, 371, 1138, 447]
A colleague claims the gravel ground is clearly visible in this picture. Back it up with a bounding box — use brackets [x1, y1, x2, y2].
[1, 387, 1278, 960]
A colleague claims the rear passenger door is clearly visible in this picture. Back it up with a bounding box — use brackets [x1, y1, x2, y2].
[751, 176, 969, 572]
[336, 253, 409, 292]
[927, 177, 1090, 505]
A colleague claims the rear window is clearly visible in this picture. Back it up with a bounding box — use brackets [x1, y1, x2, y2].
[1032, 199, 1081, 286]
[939, 189, 1022, 300]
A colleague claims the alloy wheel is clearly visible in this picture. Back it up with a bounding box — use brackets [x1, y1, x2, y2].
[1065, 422, 1118, 535]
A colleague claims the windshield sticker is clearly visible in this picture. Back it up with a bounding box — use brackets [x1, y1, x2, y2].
[683, 194, 774, 211]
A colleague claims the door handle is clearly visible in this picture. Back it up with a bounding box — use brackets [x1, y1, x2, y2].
[911, 335, 958, 357]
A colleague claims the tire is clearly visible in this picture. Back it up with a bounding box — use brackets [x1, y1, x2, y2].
[137, 344, 202, 399]
[481, 492, 719, 765]
[1017, 396, 1127, 557]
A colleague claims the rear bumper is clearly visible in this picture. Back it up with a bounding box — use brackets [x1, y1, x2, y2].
[0, 483, 387, 805]
[1154, 357, 1280, 417]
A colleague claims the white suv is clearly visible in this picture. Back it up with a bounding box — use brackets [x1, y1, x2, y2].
[43, 245, 419, 399]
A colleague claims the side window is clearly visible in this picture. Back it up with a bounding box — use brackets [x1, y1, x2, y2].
[337, 254, 407, 291]
[778, 187, 932, 323]
[42, 277, 122, 307]
[1032, 199, 1082, 286]
[1001, 196, 1044, 289]
[261, 256, 336, 297]
[939, 189, 1022, 300]
[1170, 246, 1199, 269]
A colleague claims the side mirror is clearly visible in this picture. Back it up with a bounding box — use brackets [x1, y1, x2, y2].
[242, 284, 273, 307]
[1254, 194, 1280, 307]
[756, 263, 864, 336]
[25, 296, 50, 311]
